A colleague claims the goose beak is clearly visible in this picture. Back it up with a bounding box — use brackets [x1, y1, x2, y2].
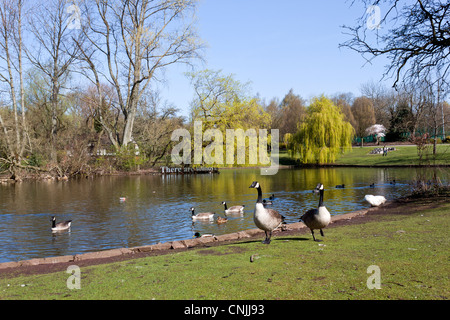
[249, 181, 259, 188]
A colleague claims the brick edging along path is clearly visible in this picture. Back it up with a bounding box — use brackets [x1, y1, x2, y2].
[0, 207, 373, 271]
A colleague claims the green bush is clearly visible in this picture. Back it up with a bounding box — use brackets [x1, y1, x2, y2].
[430, 138, 442, 144]
[24, 153, 43, 167]
[115, 146, 147, 171]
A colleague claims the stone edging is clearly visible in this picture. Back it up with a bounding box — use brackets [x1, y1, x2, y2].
[0, 207, 373, 271]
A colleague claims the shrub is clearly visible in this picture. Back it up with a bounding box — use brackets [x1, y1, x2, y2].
[115, 147, 147, 171]
[410, 177, 449, 198]
[430, 138, 442, 144]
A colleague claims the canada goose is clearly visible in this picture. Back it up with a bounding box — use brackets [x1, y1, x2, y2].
[190, 207, 215, 221]
[249, 181, 285, 244]
[364, 195, 386, 207]
[390, 180, 396, 185]
[269, 194, 275, 200]
[216, 216, 228, 224]
[369, 183, 375, 188]
[221, 201, 245, 214]
[51, 216, 72, 232]
[335, 184, 345, 188]
[299, 183, 331, 241]
[262, 199, 273, 205]
[193, 232, 215, 238]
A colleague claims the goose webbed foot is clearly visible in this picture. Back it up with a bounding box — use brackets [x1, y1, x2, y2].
[262, 231, 272, 244]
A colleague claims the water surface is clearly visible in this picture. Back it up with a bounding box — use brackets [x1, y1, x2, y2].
[0, 167, 447, 263]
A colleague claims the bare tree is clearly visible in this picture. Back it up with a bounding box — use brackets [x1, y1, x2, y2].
[26, 0, 83, 163]
[134, 90, 183, 166]
[423, 76, 448, 154]
[352, 96, 376, 146]
[278, 89, 306, 136]
[360, 81, 396, 128]
[0, 0, 31, 177]
[332, 92, 357, 129]
[77, 0, 202, 151]
[341, 0, 450, 90]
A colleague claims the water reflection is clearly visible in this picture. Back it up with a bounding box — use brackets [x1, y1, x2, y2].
[0, 167, 447, 262]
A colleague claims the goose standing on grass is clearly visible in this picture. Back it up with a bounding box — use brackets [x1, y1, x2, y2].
[300, 183, 331, 242]
[249, 181, 285, 244]
[364, 195, 386, 207]
[190, 207, 215, 221]
[221, 201, 245, 215]
[51, 216, 72, 232]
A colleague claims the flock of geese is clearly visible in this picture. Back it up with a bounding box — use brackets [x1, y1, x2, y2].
[191, 180, 387, 244]
[51, 180, 389, 245]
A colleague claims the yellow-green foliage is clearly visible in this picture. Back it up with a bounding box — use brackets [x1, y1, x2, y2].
[289, 96, 354, 164]
[188, 70, 272, 167]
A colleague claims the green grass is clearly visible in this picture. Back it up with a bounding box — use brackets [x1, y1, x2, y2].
[334, 144, 450, 166]
[1, 202, 449, 300]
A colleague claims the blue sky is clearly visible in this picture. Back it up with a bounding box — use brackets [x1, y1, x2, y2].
[160, 0, 392, 118]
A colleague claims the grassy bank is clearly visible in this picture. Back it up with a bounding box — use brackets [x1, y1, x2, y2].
[280, 144, 450, 167]
[334, 145, 450, 166]
[1, 199, 448, 300]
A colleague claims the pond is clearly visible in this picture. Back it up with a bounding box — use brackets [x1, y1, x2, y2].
[0, 167, 448, 263]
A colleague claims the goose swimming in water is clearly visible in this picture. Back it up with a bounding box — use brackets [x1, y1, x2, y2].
[190, 207, 215, 221]
[249, 181, 285, 244]
[221, 201, 245, 215]
[300, 183, 331, 241]
[51, 216, 72, 232]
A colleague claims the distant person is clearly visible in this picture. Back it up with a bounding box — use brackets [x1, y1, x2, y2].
[383, 145, 387, 157]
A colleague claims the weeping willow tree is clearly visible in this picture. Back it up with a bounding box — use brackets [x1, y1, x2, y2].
[288, 96, 354, 164]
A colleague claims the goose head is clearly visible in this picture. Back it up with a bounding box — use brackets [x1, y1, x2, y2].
[313, 183, 323, 193]
[249, 181, 260, 189]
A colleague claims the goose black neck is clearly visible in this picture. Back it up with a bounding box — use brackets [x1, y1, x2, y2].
[256, 186, 263, 203]
[223, 203, 228, 210]
[318, 189, 324, 207]
[52, 220, 56, 228]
